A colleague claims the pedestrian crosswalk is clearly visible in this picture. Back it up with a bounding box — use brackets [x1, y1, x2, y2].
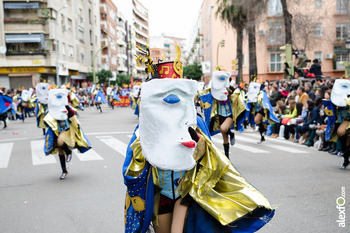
[0, 132, 312, 169]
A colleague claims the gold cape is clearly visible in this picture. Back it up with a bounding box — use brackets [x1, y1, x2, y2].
[125, 127, 274, 226]
[69, 91, 82, 111]
[36, 102, 46, 129]
[43, 113, 90, 155]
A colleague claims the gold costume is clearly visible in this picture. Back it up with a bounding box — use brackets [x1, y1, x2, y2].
[124, 127, 274, 227]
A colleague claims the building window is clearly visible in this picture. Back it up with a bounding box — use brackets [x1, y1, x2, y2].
[89, 9, 92, 24]
[270, 53, 283, 72]
[95, 35, 97, 44]
[53, 40, 59, 52]
[336, 23, 349, 39]
[91, 51, 94, 66]
[79, 27, 84, 42]
[90, 30, 93, 45]
[61, 14, 64, 25]
[314, 23, 322, 37]
[314, 51, 322, 64]
[52, 10, 57, 19]
[68, 19, 72, 30]
[242, 54, 246, 67]
[269, 0, 282, 16]
[69, 46, 74, 57]
[62, 43, 66, 55]
[81, 53, 84, 63]
[315, 0, 322, 8]
[337, 53, 349, 62]
[94, 15, 97, 25]
[336, 0, 348, 14]
[243, 28, 246, 39]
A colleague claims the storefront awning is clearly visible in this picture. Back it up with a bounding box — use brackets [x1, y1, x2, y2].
[5, 34, 45, 47]
[4, 2, 40, 9]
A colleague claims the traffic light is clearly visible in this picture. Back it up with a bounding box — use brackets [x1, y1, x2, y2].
[221, 40, 225, 48]
[279, 44, 294, 79]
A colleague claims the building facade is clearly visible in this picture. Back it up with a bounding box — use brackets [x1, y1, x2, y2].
[150, 34, 187, 65]
[188, 0, 349, 85]
[100, 0, 117, 81]
[116, 11, 128, 75]
[0, 0, 101, 89]
[131, 0, 149, 79]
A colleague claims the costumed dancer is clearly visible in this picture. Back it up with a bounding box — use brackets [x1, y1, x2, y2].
[93, 86, 108, 113]
[131, 85, 141, 117]
[247, 79, 279, 144]
[323, 79, 350, 169]
[0, 90, 15, 129]
[123, 44, 274, 233]
[17, 88, 35, 122]
[197, 68, 246, 158]
[35, 83, 49, 136]
[107, 86, 114, 109]
[44, 89, 92, 179]
[69, 86, 84, 113]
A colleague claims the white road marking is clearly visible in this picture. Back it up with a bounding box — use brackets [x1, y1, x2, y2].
[235, 135, 308, 153]
[212, 137, 268, 153]
[73, 149, 103, 161]
[85, 131, 133, 136]
[31, 140, 57, 165]
[0, 143, 14, 168]
[97, 136, 128, 157]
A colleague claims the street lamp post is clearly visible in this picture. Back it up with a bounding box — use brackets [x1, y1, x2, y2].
[55, 5, 68, 86]
[92, 44, 117, 84]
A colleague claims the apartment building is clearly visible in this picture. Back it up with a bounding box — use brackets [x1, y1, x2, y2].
[100, 0, 117, 80]
[150, 34, 187, 65]
[131, 0, 149, 78]
[116, 11, 127, 75]
[187, 14, 203, 66]
[0, 0, 101, 89]
[188, 0, 349, 84]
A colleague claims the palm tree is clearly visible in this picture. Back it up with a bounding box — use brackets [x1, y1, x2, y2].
[216, 0, 247, 83]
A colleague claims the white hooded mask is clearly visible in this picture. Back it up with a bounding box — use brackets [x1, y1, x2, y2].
[139, 79, 197, 171]
[48, 89, 69, 120]
[133, 85, 140, 98]
[210, 71, 231, 101]
[331, 79, 350, 107]
[248, 83, 262, 103]
[21, 90, 30, 102]
[36, 83, 49, 104]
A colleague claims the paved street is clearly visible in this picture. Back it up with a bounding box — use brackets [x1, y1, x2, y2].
[0, 105, 349, 232]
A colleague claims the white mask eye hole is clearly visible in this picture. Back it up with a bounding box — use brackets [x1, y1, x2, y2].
[56, 95, 63, 99]
[219, 77, 226, 81]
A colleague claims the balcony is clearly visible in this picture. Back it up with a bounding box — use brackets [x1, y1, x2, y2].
[267, 36, 285, 45]
[6, 49, 47, 56]
[117, 38, 127, 47]
[135, 37, 147, 46]
[100, 21, 107, 34]
[4, 18, 47, 33]
[100, 4, 107, 14]
[118, 65, 128, 72]
[102, 54, 109, 64]
[101, 38, 108, 47]
[117, 53, 127, 60]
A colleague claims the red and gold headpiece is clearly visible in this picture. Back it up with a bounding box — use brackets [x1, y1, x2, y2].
[135, 42, 183, 80]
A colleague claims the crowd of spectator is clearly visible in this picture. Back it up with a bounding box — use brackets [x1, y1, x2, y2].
[265, 77, 339, 153]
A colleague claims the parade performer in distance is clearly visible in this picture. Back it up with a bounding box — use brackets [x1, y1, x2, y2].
[44, 88, 92, 179]
[0, 90, 15, 129]
[93, 86, 108, 113]
[123, 44, 274, 233]
[247, 79, 279, 144]
[69, 86, 84, 112]
[323, 79, 350, 169]
[131, 84, 141, 116]
[17, 88, 35, 122]
[35, 83, 49, 136]
[196, 67, 246, 158]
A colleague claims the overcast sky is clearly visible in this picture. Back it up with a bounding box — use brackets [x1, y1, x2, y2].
[113, 0, 203, 46]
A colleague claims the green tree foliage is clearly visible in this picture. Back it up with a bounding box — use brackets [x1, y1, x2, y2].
[183, 63, 203, 81]
[116, 74, 131, 87]
[87, 69, 113, 85]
